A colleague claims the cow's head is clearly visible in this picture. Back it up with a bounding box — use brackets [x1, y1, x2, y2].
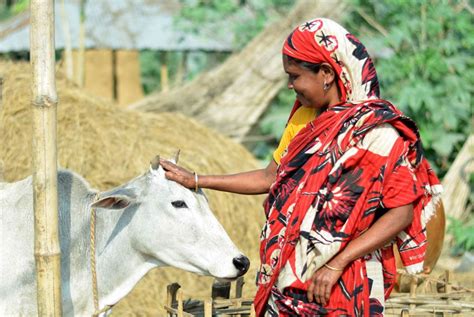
[90, 155, 249, 280]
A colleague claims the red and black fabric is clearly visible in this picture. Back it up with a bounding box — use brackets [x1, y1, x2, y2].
[254, 18, 442, 316]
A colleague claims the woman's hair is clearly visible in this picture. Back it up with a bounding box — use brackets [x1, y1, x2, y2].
[286, 55, 321, 73]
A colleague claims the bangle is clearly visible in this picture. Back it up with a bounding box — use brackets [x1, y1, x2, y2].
[194, 172, 199, 192]
[324, 263, 344, 271]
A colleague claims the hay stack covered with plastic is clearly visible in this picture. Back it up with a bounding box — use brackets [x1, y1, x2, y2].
[0, 61, 265, 315]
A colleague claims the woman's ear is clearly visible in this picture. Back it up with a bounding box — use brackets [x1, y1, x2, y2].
[320, 63, 337, 85]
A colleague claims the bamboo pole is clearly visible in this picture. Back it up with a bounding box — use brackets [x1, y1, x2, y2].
[177, 289, 184, 317]
[76, 0, 87, 87]
[0, 76, 3, 114]
[0, 76, 3, 182]
[30, 0, 62, 315]
[174, 51, 188, 87]
[204, 298, 212, 317]
[60, 0, 73, 80]
[160, 51, 169, 92]
[250, 303, 256, 317]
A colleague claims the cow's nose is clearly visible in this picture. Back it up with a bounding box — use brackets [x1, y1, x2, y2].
[233, 255, 250, 276]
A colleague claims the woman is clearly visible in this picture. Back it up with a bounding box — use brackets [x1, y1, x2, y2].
[161, 18, 442, 316]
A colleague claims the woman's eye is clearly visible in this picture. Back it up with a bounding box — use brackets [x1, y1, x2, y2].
[288, 75, 298, 83]
[171, 200, 188, 208]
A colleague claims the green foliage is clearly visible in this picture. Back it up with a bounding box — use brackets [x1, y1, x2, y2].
[0, 0, 29, 21]
[139, 51, 183, 95]
[251, 89, 295, 162]
[139, 50, 229, 94]
[255, 1, 472, 171]
[12, 0, 29, 14]
[260, 89, 295, 140]
[447, 216, 474, 255]
[151, 0, 472, 176]
[176, 0, 294, 48]
[345, 0, 473, 177]
[139, 1, 293, 95]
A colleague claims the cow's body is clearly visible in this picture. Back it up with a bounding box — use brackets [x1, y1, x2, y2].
[1, 166, 248, 316]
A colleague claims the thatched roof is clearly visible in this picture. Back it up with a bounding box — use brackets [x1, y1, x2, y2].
[0, 61, 264, 314]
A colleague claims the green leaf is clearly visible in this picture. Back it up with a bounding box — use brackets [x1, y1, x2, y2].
[431, 132, 465, 157]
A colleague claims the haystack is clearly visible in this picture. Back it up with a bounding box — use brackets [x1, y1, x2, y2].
[0, 61, 265, 315]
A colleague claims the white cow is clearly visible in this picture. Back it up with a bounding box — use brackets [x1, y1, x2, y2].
[0, 159, 249, 316]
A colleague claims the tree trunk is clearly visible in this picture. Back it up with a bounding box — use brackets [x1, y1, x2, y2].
[128, 0, 346, 142]
[30, 0, 62, 315]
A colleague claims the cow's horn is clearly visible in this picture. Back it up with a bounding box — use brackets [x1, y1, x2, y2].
[150, 155, 160, 170]
[174, 149, 181, 164]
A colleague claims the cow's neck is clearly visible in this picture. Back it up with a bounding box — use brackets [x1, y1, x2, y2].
[68, 193, 157, 314]
[91, 203, 158, 311]
[59, 172, 160, 316]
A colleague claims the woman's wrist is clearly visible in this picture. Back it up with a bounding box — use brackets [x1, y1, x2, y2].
[329, 253, 352, 270]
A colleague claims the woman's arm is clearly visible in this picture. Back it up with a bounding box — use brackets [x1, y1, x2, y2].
[160, 159, 278, 195]
[307, 203, 414, 305]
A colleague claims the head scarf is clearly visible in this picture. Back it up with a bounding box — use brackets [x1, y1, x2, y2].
[283, 18, 379, 106]
[254, 18, 442, 316]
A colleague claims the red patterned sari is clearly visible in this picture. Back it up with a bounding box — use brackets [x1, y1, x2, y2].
[254, 18, 442, 316]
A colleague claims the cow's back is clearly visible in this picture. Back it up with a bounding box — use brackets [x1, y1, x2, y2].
[0, 176, 38, 315]
[0, 170, 94, 316]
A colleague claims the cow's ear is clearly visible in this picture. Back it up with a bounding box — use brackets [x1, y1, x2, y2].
[91, 195, 134, 210]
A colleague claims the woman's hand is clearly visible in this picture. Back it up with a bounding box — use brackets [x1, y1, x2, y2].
[306, 204, 414, 306]
[307, 261, 345, 306]
[159, 159, 196, 189]
[160, 159, 278, 194]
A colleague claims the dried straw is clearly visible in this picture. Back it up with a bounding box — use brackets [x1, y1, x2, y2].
[0, 61, 265, 315]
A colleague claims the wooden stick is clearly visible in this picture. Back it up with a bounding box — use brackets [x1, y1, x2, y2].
[177, 288, 184, 317]
[213, 297, 254, 307]
[166, 283, 181, 316]
[160, 51, 169, 92]
[204, 298, 212, 317]
[250, 303, 256, 317]
[163, 306, 194, 317]
[235, 276, 245, 298]
[409, 275, 418, 312]
[400, 309, 410, 317]
[212, 279, 231, 299]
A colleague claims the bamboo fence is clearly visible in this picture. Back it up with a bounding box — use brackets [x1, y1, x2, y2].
[165, 270, 474, 317]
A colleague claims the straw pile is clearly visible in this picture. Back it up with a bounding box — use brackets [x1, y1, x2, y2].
[0, 61, 265, 315]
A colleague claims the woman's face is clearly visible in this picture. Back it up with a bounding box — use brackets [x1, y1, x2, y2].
[283, 55, 328, 109]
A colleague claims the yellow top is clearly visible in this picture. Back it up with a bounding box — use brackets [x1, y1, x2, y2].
[273, 106, 318, 164]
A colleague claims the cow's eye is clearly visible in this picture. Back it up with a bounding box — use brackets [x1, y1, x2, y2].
[171, 200, 188, 208]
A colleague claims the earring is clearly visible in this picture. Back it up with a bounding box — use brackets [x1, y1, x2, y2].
[323, 82, 330, 91]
